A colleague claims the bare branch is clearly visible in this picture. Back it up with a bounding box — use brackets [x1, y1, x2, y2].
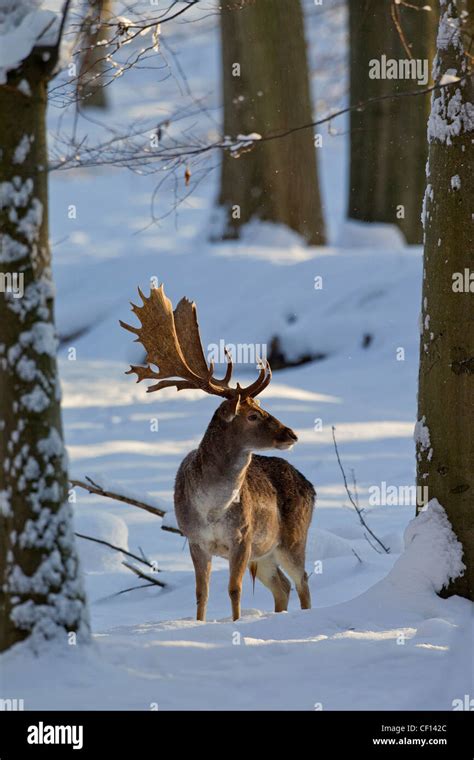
[161, 523, 184, 536]
[49, 70, 474, 176]
[57, 0, 73, 53]
[390, 0, 413, 60]
[75, 531, 161, 570]
[72, 476, 185, 536]
[122, 561, 167, 588]
[331, 427, 390, 554]
[70, 477, 166, 518]
[113, 582, 158, 597]
[350, 467, 360, 510]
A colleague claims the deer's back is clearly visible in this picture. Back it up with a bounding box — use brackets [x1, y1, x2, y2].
[246, 455, 315, 548]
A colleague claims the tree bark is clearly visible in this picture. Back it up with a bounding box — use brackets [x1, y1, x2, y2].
[216, 0, 326, 245]
[0, 53, 89, 650]
[78, 0, 113, 109]
[416, 0, 474, 600]
[348, 0, 438, 243]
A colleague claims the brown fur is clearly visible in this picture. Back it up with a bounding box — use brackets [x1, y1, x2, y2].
[174, 396, 315, 621]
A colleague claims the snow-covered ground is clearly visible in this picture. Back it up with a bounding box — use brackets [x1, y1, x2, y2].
[2, 1, 472, 710]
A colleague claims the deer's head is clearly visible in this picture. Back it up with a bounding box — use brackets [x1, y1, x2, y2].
[217, 396, 297, 451]
[120, 284, 297, 452]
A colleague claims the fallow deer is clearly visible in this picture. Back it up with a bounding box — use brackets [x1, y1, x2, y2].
[120, 285, 315, 621]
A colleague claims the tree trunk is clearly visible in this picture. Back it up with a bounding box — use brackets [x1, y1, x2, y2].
[348, 0, 438, 243]
[0, 54, 89, 650]
[416, 0, 474, 600]
[216, 0, 325, 245]
[78, 0, 113, 109]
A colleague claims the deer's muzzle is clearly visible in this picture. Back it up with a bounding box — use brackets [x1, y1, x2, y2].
[275, 427, 298, 449]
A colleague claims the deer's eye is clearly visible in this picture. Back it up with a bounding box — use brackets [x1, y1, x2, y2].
[247, 413, 259, 421]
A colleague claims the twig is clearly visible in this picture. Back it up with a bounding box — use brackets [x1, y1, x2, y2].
[49, 69, 474, 174]
[122, 561, 166, 588]
[70, 476, 166, 517]
[390, 0, 413, 59]
[331, 426, 390, 554]
[161, 523, 184, 536]
[113, 583, 158, 597]
[350, 468, 360, 510]
[75, 532, 161, 571]
[57, 0, 73, 51]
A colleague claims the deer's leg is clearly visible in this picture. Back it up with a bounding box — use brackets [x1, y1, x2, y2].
[275, 547, 311, 610]
[228, 539, 251, 621]
[189, 543, 212, 621]
[255, 556, 291, 612]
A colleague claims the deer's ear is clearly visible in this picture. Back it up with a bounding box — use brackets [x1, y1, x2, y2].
[220, 395, 241, 422]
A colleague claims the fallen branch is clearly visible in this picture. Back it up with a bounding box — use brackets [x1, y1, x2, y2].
[75, 531, 162, 571]
[122, 561, 166, 588]
[71, 476, 166, 517]
[113, 583, 158, 597]
[72, 475, 185, 536]
[331, 426, 390, 554]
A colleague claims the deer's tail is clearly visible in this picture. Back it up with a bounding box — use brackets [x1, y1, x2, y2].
[249, 561, 258, 593]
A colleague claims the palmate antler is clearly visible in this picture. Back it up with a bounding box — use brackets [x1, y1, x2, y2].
[119, 284, 271, 400]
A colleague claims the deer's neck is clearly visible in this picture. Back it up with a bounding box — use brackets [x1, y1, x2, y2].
[196, 416, 251, 511]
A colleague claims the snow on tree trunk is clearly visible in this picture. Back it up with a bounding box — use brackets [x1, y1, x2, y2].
[348, 0, 438, 244]
[416, 0, 474, 600]
[0, 24, 89, 649]
[216, 0, 326, 245]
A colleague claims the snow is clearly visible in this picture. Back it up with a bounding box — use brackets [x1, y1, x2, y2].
[13, 134, 32, 164]
[414, 416, 433, 469]
[74, 512, 130, 572]
[451, 174, 461, 190]
[17, 77, 32, 96]
[21, 322, 57, 357]
[440, 70, 460, 86]
[8, 499, 90, 647]
[0, 490, 12, 517]
[0, 1, 59, 84]
[1, 0, 471, 709]
[20, 386, 50, 412]
[427, 2, 474, 145]
[2, 500, 469, 710]
[0, 178, 40, 264]
[224, 132, 262, 157]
